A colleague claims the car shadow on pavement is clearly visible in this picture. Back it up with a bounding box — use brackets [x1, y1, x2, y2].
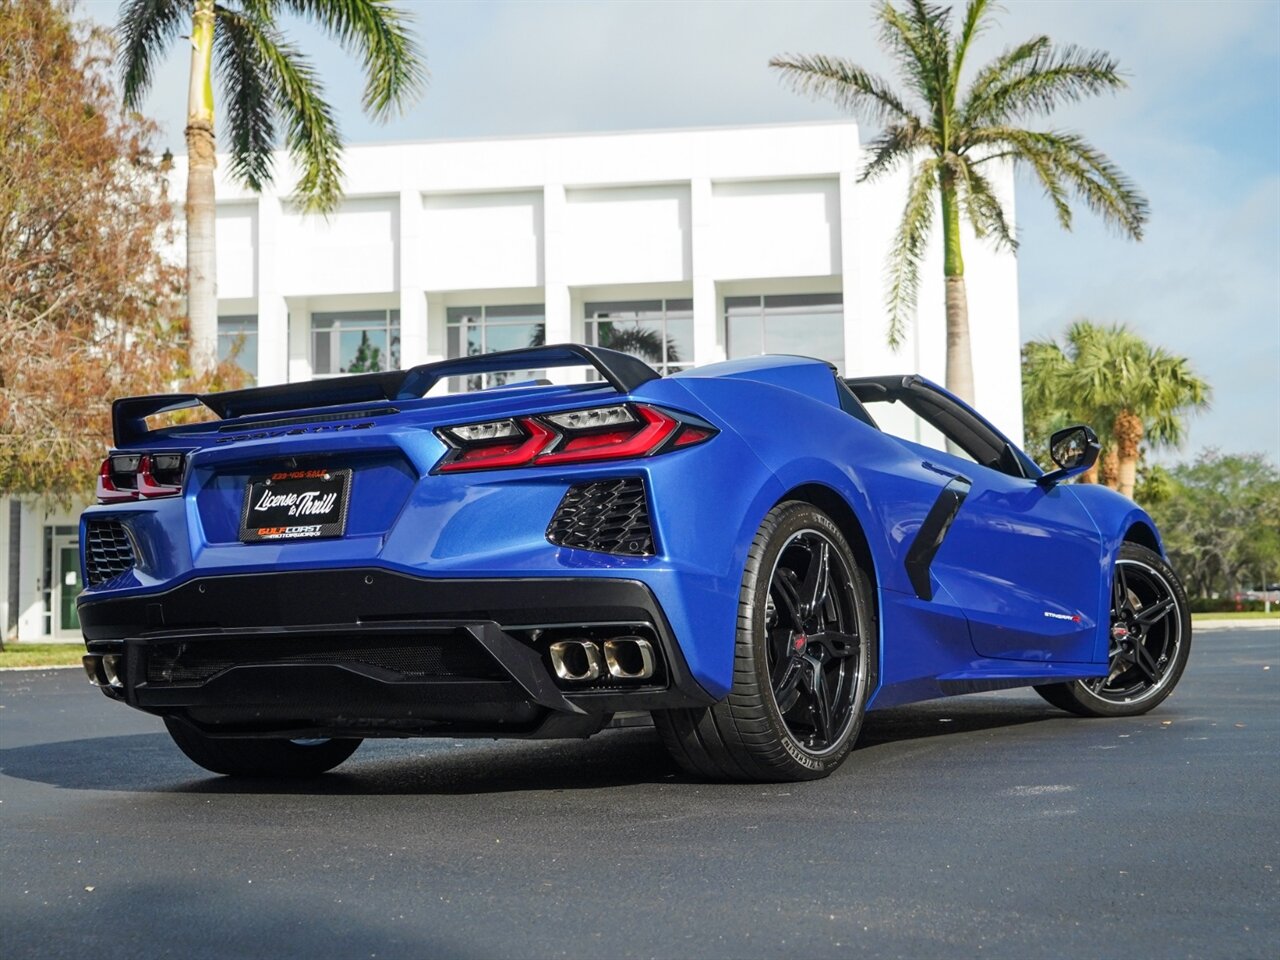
[0, 695, 1066, 796]
[1, 876, 473, 960]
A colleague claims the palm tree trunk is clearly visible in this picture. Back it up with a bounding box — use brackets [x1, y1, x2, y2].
[1113, 408, 1144, 500]
[1098, 448, 1119, 489]
[185, 0, 217, 376]
[940, 175, 974, 405]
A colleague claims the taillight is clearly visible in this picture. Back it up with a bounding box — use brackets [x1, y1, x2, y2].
[435, 404, 716, 473]
[96, 452, 187, 503]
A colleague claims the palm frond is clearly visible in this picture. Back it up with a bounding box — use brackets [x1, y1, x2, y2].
[278, 0, 426, 120]
[214, 7, 276, 191]
[960, 35, 1050, 126]
[885, 158, 939, 347]
[768, 53, 921, 126]
[971, 127, 1148, 239]
[117, 0, 185, 108]
[858, 118, 933, 182]
[957, 157, 1016, 251]
[950, 0, 998, 89]
[225, 9, 344, 212]
[962, 42, 1124, 126]
[875, 0, 947, 114]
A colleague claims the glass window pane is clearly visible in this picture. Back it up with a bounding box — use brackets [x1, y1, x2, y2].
[727, 312, 762, 359]
[339, 329, 389, 373]
[585, 300, 661, 320]
[485, 303, 544, 323]
[665, 316, 693, 367]
[763, 310, 843, 369]
[217, 315, 258, 381]
[313, 329, 331, 374]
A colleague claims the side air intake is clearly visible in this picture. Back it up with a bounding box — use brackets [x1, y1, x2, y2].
[546, 478, 654, 556]
[85, 519, 136, 585]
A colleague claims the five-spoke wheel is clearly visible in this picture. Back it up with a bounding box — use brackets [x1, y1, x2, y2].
[654, 502, 874, 781]
[764, 530, 863, 753]
[1036, 542, 1192, 718]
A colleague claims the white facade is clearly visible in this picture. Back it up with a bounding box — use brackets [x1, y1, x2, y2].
[2, 120, 1021, 642]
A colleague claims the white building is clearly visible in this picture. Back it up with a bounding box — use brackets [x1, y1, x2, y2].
[2, 120, 1021, 641]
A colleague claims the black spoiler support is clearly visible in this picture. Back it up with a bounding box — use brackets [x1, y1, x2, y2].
[111, 343, 661, 446]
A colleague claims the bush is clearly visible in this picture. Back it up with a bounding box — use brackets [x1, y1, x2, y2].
[1187, 597, 1269, 613]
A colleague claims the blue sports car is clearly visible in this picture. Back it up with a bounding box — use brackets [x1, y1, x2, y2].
[78, 345, 1191, 781]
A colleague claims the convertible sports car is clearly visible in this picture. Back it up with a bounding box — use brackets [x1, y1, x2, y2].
[78, 344, 1191, 781]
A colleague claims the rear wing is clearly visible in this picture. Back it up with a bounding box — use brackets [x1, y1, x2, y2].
[111, 343, 660, 446]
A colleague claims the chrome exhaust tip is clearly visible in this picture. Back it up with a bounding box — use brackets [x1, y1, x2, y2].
[102, 654, 123, 689]
[603, 637, 656, 680]
[549, 640, 604, 682]
[82, 655, 106, 687]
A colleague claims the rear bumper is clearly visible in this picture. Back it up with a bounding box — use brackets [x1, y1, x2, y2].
[79, 568, 715, 739]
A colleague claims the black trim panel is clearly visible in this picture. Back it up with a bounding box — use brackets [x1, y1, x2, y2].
[904, 476, 972, 601]
[79, 570, 715, 731]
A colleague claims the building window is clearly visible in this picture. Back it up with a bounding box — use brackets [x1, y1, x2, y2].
[446, 304, 546, 390]
[217, 315, 258, 383]
[312, 310, 400, 376]
[725, 293, 844, 372]
[584, 299, 693, 375]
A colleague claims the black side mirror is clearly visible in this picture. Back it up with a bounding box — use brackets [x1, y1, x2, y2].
[1037, 425, 1101, 488]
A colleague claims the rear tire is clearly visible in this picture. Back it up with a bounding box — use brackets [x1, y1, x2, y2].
[654, 502, 875, 782]
[1035, 543, 1191, 718]
[164, 718, 362, 777]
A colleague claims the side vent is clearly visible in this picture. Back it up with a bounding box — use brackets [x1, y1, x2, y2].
[546, 478, 654, 556]
[85, 519, 136, 585]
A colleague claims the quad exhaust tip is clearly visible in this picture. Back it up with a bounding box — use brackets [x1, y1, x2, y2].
[548, 637, 656, 683]
[82, 654, 123, 689]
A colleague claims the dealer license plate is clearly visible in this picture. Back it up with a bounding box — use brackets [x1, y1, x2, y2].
[239, 468, 351, 542]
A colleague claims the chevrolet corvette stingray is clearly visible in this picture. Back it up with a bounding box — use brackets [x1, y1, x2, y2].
[78, 344, 1191, 781]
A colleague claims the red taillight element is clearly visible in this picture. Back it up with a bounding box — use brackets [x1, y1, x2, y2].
[96, 458, 137, 504]
[96, 452, 186, 503]
[439, 419, 556, 472]
[434, 404, 715, 473]
[135, 455, 182, 498]
[535, 406, 678, 465]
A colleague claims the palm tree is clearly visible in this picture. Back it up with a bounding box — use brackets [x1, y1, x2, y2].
[771, 0, 1148, 405]
[1023, 321, 1210, 500]
[118, 0, 424, 374]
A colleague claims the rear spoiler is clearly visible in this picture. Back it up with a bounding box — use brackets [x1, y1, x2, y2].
[111, 343, 661, 446]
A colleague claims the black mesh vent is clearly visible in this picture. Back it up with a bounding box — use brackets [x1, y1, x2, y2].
[85, 520, 136, 586]
[546, 478, 654, 556]
[144, 633, 504, 686]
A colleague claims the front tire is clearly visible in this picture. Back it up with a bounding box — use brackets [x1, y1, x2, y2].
[654, 502, 875, 781]
[164, 718, 362, 777]
[1035, 543, 1191, 718]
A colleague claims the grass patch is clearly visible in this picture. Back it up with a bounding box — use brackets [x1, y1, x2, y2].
[0, 643, 84, 668]
[1191, 610, 1278, 621]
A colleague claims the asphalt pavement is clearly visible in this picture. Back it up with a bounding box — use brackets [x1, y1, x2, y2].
[1, 625, 1276, 960]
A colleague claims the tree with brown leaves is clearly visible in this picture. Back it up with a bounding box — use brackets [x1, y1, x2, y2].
[0, 0, 241, 503]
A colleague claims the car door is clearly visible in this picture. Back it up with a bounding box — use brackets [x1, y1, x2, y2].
[849, 377, 1105, 664]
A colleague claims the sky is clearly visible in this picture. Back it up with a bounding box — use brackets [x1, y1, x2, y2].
[81, 0, 1280, 465]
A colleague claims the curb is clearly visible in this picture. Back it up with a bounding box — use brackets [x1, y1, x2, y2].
[1192, 619, 1280, 630]
[0, 664, 83, 672]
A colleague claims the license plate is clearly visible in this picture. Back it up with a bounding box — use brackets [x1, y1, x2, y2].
[239, 468, 351, 542]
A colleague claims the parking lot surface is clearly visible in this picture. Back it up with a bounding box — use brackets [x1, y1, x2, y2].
[1, 625, 1276, 959]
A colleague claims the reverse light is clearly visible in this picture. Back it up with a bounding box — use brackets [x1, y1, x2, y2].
[435, 403, 716, 473]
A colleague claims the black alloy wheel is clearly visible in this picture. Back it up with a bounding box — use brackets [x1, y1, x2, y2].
[654, 502, 874, 781]
[1036, 542, 1192, 718]
[764, 529, 862, 753]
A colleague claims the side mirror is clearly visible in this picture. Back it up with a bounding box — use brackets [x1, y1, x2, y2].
[1037, 425, 1100, 488]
